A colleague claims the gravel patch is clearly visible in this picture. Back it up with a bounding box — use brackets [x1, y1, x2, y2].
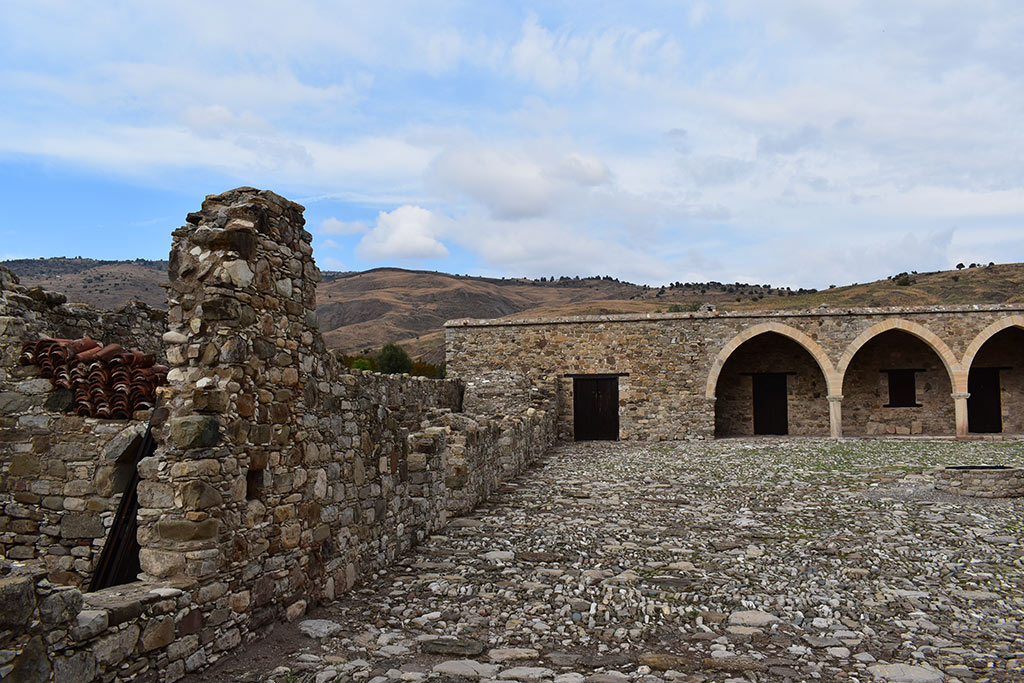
[189, 439, 1024, 683]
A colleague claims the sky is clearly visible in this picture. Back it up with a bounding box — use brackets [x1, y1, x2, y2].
[1, 1, 1023, 289]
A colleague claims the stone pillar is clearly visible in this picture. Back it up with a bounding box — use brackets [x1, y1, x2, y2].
[140, 188, 321, 582]
[952, 392, 970, 438]
[827, 394, 843, 439]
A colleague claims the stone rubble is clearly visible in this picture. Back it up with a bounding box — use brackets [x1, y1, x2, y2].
[187, 438, 1024, 683]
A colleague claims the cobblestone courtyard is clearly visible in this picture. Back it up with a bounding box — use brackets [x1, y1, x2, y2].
[193, 440, 1024, 683]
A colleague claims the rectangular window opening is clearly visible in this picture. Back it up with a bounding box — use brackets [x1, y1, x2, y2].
[884, 369, 921, 408]
[246, 469, 264, 500]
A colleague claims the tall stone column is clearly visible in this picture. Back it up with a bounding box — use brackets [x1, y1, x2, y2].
[827, 394, 843, 439]
[952, 392, 970, 438]
[139, 188, 321, 583]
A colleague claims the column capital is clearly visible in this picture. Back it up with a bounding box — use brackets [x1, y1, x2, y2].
[951, 392, 971, 400]
[827, 394, 844, 403]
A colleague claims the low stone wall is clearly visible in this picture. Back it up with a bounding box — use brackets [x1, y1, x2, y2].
[354, 368, 464, 430]
[0, 265, 166, 358]
[1, 558, 213, 682]
[932, 466, 1024, 498]
[411, 384, 558, 518]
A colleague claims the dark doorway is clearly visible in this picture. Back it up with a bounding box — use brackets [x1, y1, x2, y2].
[752, 373, 788, 435]
[573, 376, 619, 441]
[968, 368, 1003, 433]
[90, 419, 157, 591]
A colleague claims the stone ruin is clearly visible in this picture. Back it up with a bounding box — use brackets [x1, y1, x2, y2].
[932, 465, 1024, 498]
[0, 188, 558, 682]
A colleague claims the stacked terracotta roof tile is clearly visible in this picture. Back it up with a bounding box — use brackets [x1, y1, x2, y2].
[19, 337, 167, 419]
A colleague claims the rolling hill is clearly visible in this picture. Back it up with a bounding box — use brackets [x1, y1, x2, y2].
[5, 257, 1022, 364]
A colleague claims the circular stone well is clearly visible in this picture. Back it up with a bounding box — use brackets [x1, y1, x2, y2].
[932, 465, 1024, 498]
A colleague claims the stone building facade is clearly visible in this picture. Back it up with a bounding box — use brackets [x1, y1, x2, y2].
[446, 309, 1024, 441]
[0, 189, 556, 682]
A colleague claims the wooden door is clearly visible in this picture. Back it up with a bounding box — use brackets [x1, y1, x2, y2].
[968, 368, 1002, 433]
[573, 376, 619, 441]
[752, 373, 788, 435]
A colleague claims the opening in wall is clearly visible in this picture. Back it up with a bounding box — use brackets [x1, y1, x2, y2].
[246, 469, 265, 500]
[751, 372, 789, 435]
[571, 375, 620, 441]
[883, 369, 922, 407]
[968, 367, 1004, 433]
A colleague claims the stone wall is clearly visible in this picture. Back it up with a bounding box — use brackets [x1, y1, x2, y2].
[1, 267, 168, 589]
[1, 558, 206, 682]
[0, 188, 559, 682]
[0, 188, 558, 681]
[445, 307, 1024, 440]
[932, 466, 1024, 498]
[0, 265, 166, 358]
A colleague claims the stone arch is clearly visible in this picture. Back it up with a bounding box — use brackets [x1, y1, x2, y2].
[706, 322, 838, 400]
[961, 315, 1024, 435]
[837, 319, 961, 393]
[961, 315, 1024, 372]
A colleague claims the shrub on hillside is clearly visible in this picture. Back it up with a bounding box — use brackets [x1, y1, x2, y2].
[376, 343, 413, 374]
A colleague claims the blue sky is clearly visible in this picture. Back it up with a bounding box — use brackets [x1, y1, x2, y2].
[2, 1, 1023, 288]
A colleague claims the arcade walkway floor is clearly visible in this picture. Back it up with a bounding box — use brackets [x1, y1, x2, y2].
[190, 439, 1024, 683]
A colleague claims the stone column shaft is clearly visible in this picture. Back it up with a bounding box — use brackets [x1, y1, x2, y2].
[952, 392, 970, 438]
[827, 395, 843, 439]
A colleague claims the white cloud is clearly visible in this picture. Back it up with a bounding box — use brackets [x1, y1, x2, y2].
[510, 15, 581, 91]
[320, 238, 341, 248]
[3, 2, 1024, 286]
[429, 145, 610, 220]
[356, 206, 449, 260]
[318, 256, 346, 270]
[319, 217, 367, 235]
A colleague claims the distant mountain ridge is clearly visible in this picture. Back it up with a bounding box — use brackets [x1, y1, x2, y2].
[5, 258, 1023, 364]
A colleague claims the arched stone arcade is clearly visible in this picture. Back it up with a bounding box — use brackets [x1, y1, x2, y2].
[707, 317, 1024, 438]
[709, 324, 836, 437]
[448, 304, 1024, 441]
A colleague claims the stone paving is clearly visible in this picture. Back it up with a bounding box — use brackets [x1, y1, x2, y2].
[190, 439, 1024, 683]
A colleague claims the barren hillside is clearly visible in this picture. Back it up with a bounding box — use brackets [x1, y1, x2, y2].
[6, 258, 1022, 364]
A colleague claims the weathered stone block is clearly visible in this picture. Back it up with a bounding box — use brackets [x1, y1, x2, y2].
[39, 587, 83, 625]
[53, 651, 97, 683]
[202, 296, 240, 321]
[139, 549, 186, 578]
[71, 609, 109, 640]
[61, 513, 103, 539]
[94, 624, 140, 667]
[180, 480, 221, 510]
[156, 518, 220, 541]
[140, 615, 176, 652]
[168, 415, 220, 449]
[8, 636, 49, 683]
[0, 575, 36, 627]
[0, 391, 32, 413]
[8, 452, 41, 476]
[193, 388, 228, 413]
[137, 481, 174, 508]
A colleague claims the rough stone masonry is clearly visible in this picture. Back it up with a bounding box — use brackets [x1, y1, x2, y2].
[445, 308, 1024, 441]
[0, 187, 557, 682]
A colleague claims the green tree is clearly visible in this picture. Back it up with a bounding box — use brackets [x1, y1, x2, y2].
[350, 358, 372, 371]
[376, 343, 413, 374]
